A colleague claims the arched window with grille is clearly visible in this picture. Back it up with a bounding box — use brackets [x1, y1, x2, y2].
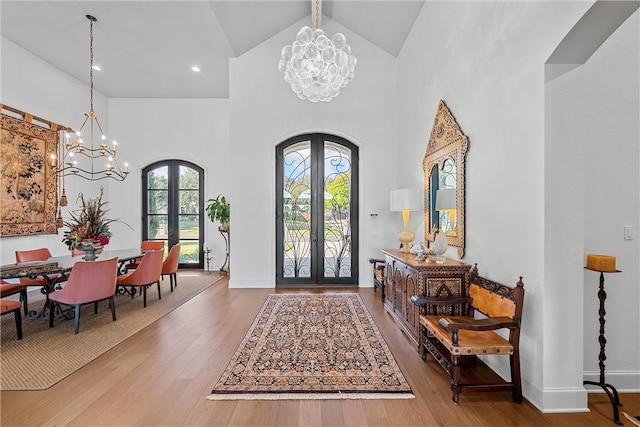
[142, 160, 204, 268]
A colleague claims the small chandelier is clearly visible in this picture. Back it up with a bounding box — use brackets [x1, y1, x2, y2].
[278, 0, 357, 103]
[54, 14, 129, 182]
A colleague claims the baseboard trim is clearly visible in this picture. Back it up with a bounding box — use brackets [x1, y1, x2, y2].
[228, 280, 274, 288]
[583, 371, 640, 393]
[523, 379, 589, 413]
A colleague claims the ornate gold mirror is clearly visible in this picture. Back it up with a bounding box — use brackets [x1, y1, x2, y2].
[423, 100, 469, 257]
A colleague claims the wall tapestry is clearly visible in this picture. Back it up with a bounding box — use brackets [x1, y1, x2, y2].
[1, 104, 61, 236]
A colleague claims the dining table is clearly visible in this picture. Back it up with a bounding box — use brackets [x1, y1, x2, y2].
[0, 248, 145, 319]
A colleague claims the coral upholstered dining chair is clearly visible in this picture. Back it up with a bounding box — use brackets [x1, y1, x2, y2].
[48, 257, 119, 334]
[125, 240, 165, 271]
[141, 241, 165, 251]
[15, 247, 65, 288]
[117, 249, 164, 307]
[1, 280, 29, 315]
[1, 299, 23, 340]
[161, 244, 180, 292]
[15, 247, 52, 263]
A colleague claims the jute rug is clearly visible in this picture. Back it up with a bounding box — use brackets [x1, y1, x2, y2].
[1, 271, 223, 390]
[207, 293, 414, 400]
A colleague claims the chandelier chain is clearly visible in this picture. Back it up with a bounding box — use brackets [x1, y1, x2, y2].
[315, 0, 320, 29]
[89, 16, 94, 114]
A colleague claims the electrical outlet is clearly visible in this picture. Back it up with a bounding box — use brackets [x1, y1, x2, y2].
[624, 225, 633, 240]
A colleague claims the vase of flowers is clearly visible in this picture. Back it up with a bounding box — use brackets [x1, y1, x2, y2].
[62, 187, 123, 260]
[76, 240, 102, 261]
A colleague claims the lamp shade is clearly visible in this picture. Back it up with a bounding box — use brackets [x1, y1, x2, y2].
[390, 189, 422, 212]
[435, 188, 456, 211]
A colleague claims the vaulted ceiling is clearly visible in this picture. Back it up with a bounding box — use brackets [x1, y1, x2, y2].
[1, 1, 425, 98]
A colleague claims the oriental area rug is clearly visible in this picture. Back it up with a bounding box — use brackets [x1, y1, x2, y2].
[1, 271, 223, 390]
[207, 293, 414, 400]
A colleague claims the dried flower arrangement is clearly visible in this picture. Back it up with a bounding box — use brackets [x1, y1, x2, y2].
[61, 187, 125, 250]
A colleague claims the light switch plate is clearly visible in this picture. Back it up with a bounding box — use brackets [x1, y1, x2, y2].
[624, 225, 633, 240]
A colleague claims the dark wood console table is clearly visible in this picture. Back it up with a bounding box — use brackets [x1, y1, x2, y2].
[381, 249, 471, 350]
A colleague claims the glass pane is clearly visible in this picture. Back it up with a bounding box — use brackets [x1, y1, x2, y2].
[282, 141, 311, 278]
[147, 166, 168, 189]
[148, 189, 168, 214]
[179, 215, 199, 238]
[179, 189, 199, 214]
[323, 142, 352, 278]
[148, 215, 167, 239]
[179, 239, 199, 264]
[440, 159, 456, 188]
[179, 166, 199, 189]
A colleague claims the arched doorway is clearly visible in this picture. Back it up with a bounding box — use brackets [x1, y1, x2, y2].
[276, 133, 359, 286]
[142, 160, 204, 268]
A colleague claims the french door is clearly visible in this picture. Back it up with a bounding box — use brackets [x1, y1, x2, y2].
[276, 134, 358, 286]
[142, 160, 204, 268]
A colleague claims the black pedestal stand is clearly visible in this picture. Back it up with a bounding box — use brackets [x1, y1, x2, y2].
[218, 226, 229, 275]
[584, 268, 623, 425]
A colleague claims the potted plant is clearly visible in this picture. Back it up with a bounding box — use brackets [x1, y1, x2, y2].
[206, 194, 230, 231]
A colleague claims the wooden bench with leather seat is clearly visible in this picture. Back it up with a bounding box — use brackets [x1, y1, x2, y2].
[411, 265, 525, 403]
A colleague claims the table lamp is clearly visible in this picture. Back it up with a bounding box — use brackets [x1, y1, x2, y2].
[435, 188, 456, 234]
[390, 189, 422, 252]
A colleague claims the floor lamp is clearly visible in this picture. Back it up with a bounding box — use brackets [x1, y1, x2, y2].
[390, 189, 422, 252]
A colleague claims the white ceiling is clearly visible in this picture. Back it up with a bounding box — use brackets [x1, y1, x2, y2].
[1, 1, 425, 98]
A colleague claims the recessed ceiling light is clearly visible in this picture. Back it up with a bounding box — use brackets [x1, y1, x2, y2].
[92, 65, 102, 71]
[191, 66, 201, 73]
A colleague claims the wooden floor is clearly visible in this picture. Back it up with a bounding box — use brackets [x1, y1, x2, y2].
[1, 276, 638, 426]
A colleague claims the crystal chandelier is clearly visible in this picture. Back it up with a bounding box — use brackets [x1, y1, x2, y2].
[278, 0, 357, 102]
[54, 14, 129, 182]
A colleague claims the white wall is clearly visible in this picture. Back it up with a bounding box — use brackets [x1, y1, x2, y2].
[1, 40, 231, 268]
[227, 17, 399, 287]
[107, 98, 230, 265]
[545, 5, 639, 410]
[1, 38, 107, 263]
[545, 63, 591, 412]
[581, 10, 639, 391]
[395, 0, 636, 413]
